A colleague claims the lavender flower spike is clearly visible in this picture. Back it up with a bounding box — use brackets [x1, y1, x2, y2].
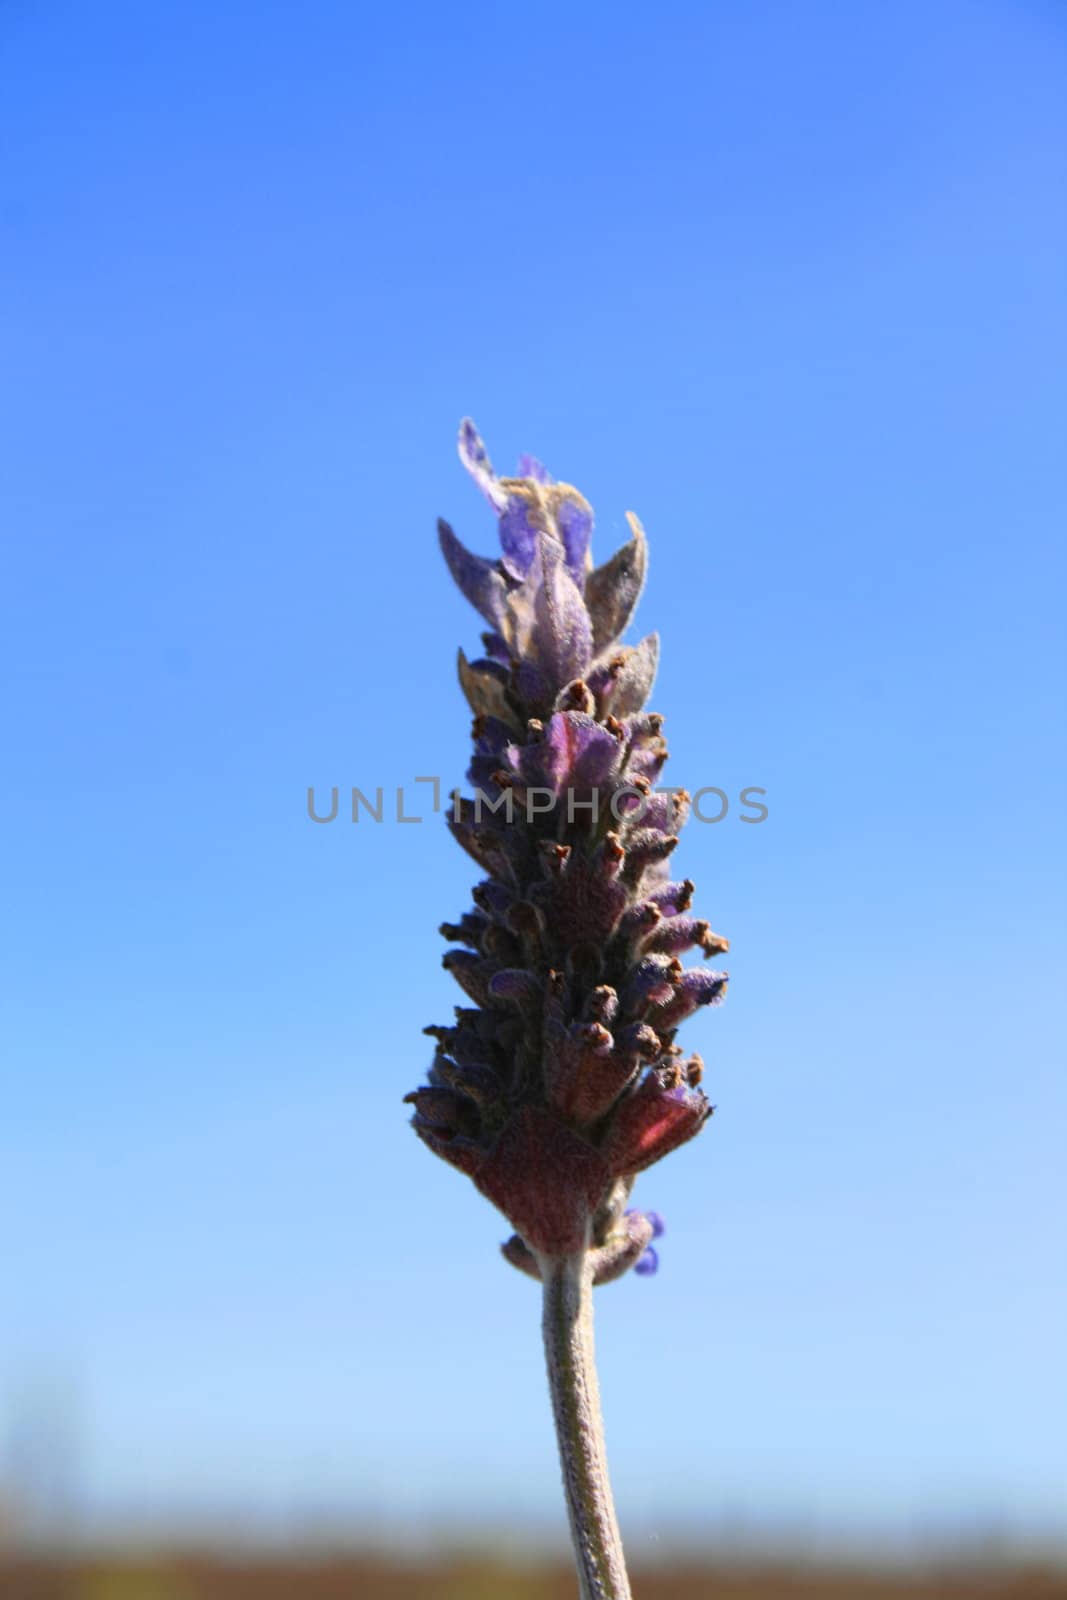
[406, 422, 729, 1599]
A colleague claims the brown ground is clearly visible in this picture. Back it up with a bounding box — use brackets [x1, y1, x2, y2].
[1, 1556, 1065, 1600]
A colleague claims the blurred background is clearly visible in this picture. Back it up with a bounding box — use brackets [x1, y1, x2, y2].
[2, 1, 1064, 1595]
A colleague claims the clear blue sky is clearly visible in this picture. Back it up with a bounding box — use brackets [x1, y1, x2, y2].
[1, 0, 1064, 1551]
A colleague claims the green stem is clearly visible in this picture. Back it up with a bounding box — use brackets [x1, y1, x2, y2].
[540, 1251, 633, 1600]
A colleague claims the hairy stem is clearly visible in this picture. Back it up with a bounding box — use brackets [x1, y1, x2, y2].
[540, 1250, 633, 1600]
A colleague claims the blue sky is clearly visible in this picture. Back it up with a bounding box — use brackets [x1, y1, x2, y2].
[1, 0, 1065, 1550]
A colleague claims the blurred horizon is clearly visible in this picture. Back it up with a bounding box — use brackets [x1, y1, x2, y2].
[2, 0, 1064, 1570]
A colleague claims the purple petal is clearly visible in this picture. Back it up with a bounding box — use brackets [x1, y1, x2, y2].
[498, 492, 541, 580]
[651, 969, 729, 1031]
[517, 452, 553, 484]
[639, 788, 689, 837]
[624, 1205, 665, 1239]
[540, 712, 622, 792]
[644, 914, 728, 959]
[554, 490, 593, 584]
[646, 880, 695, 918]
[533, 533, 593, 691]
[675, 967, 728, 1006]
[438, 519, 508, 629]
[458, 418, 507, 512]
[634, 1246, 659, 1276]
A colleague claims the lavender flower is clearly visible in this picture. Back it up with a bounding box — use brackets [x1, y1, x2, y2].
[405, 422, 729, 1599]
[407, 421, 727, 1278]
